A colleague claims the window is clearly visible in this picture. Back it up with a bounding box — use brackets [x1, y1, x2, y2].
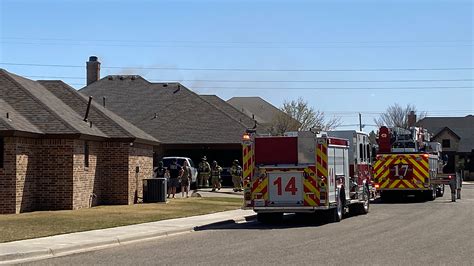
[0, 137, 4, 168]
[442, 139, 451, 148]
[334, 148, 345, 175]
[84, 141, 89, 168]
[366, 144, 371, 163]
[359, 143, 364, 162]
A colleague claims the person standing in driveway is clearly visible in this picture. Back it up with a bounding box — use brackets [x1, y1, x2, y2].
[181, 160, 192, 198]
[154, 161, 166, 178]
[230, 159, 243, 192]
[210, 161, 222, 192]
[167, 159, 181, 199]
[198, 156, 211, 188]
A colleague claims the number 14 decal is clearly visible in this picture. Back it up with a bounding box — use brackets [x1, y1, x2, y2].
[273, 177, 298, 195]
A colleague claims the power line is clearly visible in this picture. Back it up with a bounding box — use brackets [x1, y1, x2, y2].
[192, 86, 473, 90]
[2, 37, 472, 44]
[158, 79, 474, 83]
[3, 62, 474, 72]
[24, 75, 474, 83]
[2, 41, 472, 49]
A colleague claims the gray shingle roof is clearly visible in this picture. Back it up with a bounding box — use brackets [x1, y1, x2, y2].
[0, 99, 43, 134]
[0, 69, 159, 144]
[79, 75, 249, 144]
[0, 69, 106, 137]
[38, 80, 159, 145]
[227, 97, 282, 125]
[200, 95, 255, 128]
[417, 115, 474, 153]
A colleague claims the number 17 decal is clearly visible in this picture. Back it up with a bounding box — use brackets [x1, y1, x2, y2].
[393, 164, 409, 177]
[273, 177, 298, 195]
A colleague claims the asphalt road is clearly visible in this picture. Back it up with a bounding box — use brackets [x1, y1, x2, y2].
[25, 185, 474, 265]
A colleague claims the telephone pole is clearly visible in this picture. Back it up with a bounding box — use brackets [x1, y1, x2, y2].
[359, 113, 362, 131]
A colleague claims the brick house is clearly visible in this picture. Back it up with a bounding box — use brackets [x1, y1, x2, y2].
[79, 57, 251, 168]
[0, 69, 159, 214]
[417, 115, 474, 180]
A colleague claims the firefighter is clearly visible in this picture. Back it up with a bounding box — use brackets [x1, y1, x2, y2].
[198, 156, 211, 188]
[230, 159, 243, 192]
[210, 160, 222, 192]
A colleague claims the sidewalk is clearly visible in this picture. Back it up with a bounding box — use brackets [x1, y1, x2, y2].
[191, 187, 243, 198]
[0, 209, 255, 264]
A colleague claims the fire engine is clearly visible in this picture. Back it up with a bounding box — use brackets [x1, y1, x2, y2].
[242, 130, 370, 223]
[328, 130, 376, 199]
[373, 126, 444, 201]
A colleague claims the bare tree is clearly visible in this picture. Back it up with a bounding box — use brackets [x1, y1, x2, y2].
[271, 98, 341, 135]
[374, 103, 426, 129]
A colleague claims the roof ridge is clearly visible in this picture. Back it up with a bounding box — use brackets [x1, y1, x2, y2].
[201, 95, 256, 126]
[3, 72, 106, 137]
[46, 80, 135, 139]
[1, 72, 80, 134]
[180, 87, 249, 129]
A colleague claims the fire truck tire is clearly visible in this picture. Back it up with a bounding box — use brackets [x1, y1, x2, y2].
[351, 191, 370, 215]
[424, 188, 436, 201]
[329, 192, 343, 222]
[257, 213, 283, 224]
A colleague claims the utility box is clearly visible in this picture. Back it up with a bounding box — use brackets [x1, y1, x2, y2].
[143, 178, 167, 203]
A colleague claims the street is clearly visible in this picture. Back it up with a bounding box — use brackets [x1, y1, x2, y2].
[26, 185, 474, 265]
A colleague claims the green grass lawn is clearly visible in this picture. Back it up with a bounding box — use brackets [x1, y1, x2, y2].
[0, 197, 242, 243]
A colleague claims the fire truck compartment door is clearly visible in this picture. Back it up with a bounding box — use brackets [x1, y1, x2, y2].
[268, 172, 304, 206]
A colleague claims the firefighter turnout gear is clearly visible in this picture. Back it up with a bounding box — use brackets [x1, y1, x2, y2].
[231, 160, 243, 192]
[198, 157, 211, 188]
[211, 161, 222, 191]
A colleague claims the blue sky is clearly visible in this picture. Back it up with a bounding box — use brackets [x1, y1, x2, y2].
[1, 0, 473, 131]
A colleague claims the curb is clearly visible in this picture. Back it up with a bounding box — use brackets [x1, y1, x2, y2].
[0, 214, 256, 265]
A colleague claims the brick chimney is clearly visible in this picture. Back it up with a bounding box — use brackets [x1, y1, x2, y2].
[86, 56, 100, 85]
[407, 111, 416, 127]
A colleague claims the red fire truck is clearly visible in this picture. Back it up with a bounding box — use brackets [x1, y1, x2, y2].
[328, 130, 376, 199]
[242, 130, 370, 223]
[373, 126, 445, 201]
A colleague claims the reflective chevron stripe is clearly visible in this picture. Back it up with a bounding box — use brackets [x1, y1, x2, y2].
[374, 154, 430, 190]
[303, 166, 320, 206]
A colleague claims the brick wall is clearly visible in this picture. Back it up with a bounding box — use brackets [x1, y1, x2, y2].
[128, 144, 154, 204]
[72, 140, 101, 209]
[0, 136, 155, 214]
[0, 137, 17, 214]
[36, 139, 74, 211]
[14, 137, 37, 213]
[100, 142, 130, 205]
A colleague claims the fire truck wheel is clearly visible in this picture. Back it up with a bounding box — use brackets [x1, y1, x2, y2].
[329, 193, 343, 223]
[349, 190, 369, 215]
[424, 188, 436, 201]
[257, 213, 283, 224]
